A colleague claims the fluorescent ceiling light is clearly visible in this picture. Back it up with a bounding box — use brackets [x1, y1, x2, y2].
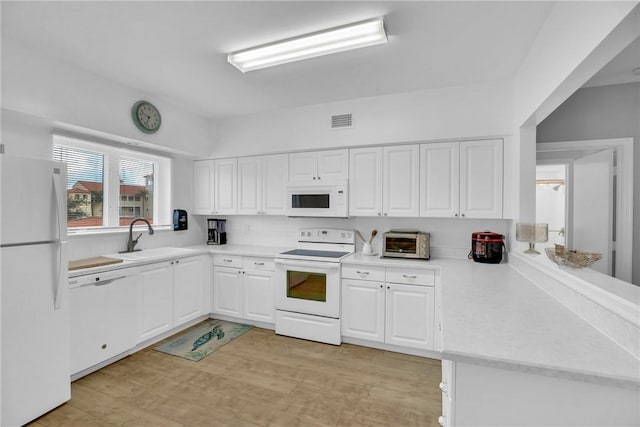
[227, 18, 387, 73]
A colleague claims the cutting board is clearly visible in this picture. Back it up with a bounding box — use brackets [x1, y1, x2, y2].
[69, 256, 124, 271]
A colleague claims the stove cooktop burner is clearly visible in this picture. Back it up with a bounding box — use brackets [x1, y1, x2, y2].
[279, 249, 350, 259]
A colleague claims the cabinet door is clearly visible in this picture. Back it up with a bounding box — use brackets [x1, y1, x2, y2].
[383, 145, 420, 217]
[317, 149, 349, 181]
[193, 159, 215, 215]
[349, 147, 383, 216]
[173, 256, 207, 326]
[341, 279, 385, 342]
[138, 262, 174, 342]
[213, 266, 243, 317]
[459, 139, 503, 219]
[214, 158, 238, 214]
[237, 156, 262, 215]
[243, 269, 275, 323]
[262, 154, 288, 215]
[289, 152, 318, 181]
[385, 283, 435, 350]
[420, 142, 460, 218]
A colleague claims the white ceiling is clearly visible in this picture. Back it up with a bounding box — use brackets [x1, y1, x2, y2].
[2, 1, 558, 121]
[583, 37, 640, 88]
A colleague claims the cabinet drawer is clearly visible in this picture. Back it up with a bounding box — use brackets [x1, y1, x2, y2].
[213, 254, 243, 268]
[342, 264, 386, 282]
[386, 267, 435, 285]
[244, 257, 275, 271]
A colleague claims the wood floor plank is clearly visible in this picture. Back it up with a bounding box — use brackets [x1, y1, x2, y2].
[28, 323, 442, 427]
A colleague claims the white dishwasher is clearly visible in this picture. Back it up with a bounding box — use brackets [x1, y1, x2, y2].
[69, 267, 138, 376]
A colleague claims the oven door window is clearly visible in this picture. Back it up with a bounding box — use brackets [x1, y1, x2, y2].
[386, 237, 417, 254]
[286, 270, 327, 302]
[291, 194, 330, 209]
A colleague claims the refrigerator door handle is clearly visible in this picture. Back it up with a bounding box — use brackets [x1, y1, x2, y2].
[52, 170, 66, 241]
[54, 242, 67, 310]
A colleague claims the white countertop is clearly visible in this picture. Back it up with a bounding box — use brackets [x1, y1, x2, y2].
[345, 252, 639, 388]
[199, 243, 292, 258]
[69, 245, 640, 388]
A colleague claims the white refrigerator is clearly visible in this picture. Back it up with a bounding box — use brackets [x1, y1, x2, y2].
[1, 154, 70, 426]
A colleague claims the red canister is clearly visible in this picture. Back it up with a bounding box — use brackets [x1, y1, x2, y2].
[469, 231, 505, 264]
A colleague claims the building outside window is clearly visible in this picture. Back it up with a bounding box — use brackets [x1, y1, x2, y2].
[53, 135, 171, 231]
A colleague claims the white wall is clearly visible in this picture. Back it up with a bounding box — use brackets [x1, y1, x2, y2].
[537, 82, 640, 285]
[1, 39, 212, 259]
[1, 39, 212, 158]
[211, 80, 514, 256]
[511, 1, 639, 251]
[214, 80, 513, 157]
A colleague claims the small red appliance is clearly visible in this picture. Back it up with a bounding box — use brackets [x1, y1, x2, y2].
[469, 231, 505, 264]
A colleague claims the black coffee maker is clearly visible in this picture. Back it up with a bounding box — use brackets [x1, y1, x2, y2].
[207, 218, 227, 245]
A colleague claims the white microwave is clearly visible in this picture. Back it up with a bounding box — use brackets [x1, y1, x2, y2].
[286, 181, 348, 217]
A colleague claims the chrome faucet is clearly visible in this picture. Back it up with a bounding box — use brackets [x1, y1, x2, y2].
[124, 218, 154, 252]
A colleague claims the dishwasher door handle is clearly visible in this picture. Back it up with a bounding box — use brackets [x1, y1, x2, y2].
[92, 276, 126, 286]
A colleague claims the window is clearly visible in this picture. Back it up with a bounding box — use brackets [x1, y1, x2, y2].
[53, 135, 171, 231]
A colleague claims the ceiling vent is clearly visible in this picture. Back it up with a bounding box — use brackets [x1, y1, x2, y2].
[331, 113, 353, 129]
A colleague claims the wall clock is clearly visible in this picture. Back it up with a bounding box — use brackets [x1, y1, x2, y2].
[131, 100, 161, 134]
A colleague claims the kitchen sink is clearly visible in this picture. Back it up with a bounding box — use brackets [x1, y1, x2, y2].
[114, 247, 198, 260]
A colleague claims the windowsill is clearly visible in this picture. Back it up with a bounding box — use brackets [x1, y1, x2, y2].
[67, 224, 173, 237]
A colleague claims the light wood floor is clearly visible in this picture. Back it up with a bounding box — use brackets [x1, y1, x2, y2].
[29, 323, 442, 426]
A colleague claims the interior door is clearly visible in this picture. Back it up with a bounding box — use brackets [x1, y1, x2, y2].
[572, 149, 614, 275]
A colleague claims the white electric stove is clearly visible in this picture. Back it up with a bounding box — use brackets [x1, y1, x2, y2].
[274, 228, 355, 345]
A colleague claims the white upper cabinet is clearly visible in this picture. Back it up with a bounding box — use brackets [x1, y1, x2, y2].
[193, 159, 215, 215]
[420, 142, 460, 217]
[193, 158, 237, 215]
[349, 147, 383, 216]
[238, 156, 262, 215]
[289, 149, 348, 182]
[420, 139, 503, 219]
[350, 145, 419, 217]
[238, 154, 288, 215]
[262, 154, 288, 214]
[213, 158, 237, 215]
[459, 139, 503, 218]
[383, 145, 420, 217]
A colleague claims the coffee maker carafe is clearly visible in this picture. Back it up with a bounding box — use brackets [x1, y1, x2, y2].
[207, 218, 227, 245]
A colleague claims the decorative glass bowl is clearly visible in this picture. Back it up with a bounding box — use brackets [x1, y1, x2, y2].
[544, 247, 602, 269]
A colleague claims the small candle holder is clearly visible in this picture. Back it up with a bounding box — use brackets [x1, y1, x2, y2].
[516, 223, 548, 255]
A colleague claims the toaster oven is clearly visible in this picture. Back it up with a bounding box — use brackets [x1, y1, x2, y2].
[382, 231, 430, 260]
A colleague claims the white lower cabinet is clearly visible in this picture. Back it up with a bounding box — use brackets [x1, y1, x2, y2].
[173, 255, 209, 325]
[385, 282, 435, 349]
[212, 266, 243, 317]
[342, 279, 385, 342]
[139, 255, 209, 343]
[212, 255, 275, 324]
[342, 264, 436, 351]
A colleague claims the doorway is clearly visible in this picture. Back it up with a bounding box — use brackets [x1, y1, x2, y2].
[536, 138, 633, 282]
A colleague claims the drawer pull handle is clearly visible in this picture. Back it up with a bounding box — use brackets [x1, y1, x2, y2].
[223, 259, 232, 262]
[402, 274, 417, 279]
[254, 262, 265, 266]
[356, 271, 369, 275]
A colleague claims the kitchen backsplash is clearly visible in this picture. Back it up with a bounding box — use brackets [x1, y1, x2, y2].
[67, 215, 510, 261]
[67, 220, 206, 261]
[218, 215, 511, 259]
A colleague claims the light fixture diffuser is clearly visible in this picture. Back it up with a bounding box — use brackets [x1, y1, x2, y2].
[227, 18, 387, 73]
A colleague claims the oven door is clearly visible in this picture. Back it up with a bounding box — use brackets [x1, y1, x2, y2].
[275, 258, 341, 318]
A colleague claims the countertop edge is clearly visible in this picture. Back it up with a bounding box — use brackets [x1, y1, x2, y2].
[440, 350, 640, 390]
